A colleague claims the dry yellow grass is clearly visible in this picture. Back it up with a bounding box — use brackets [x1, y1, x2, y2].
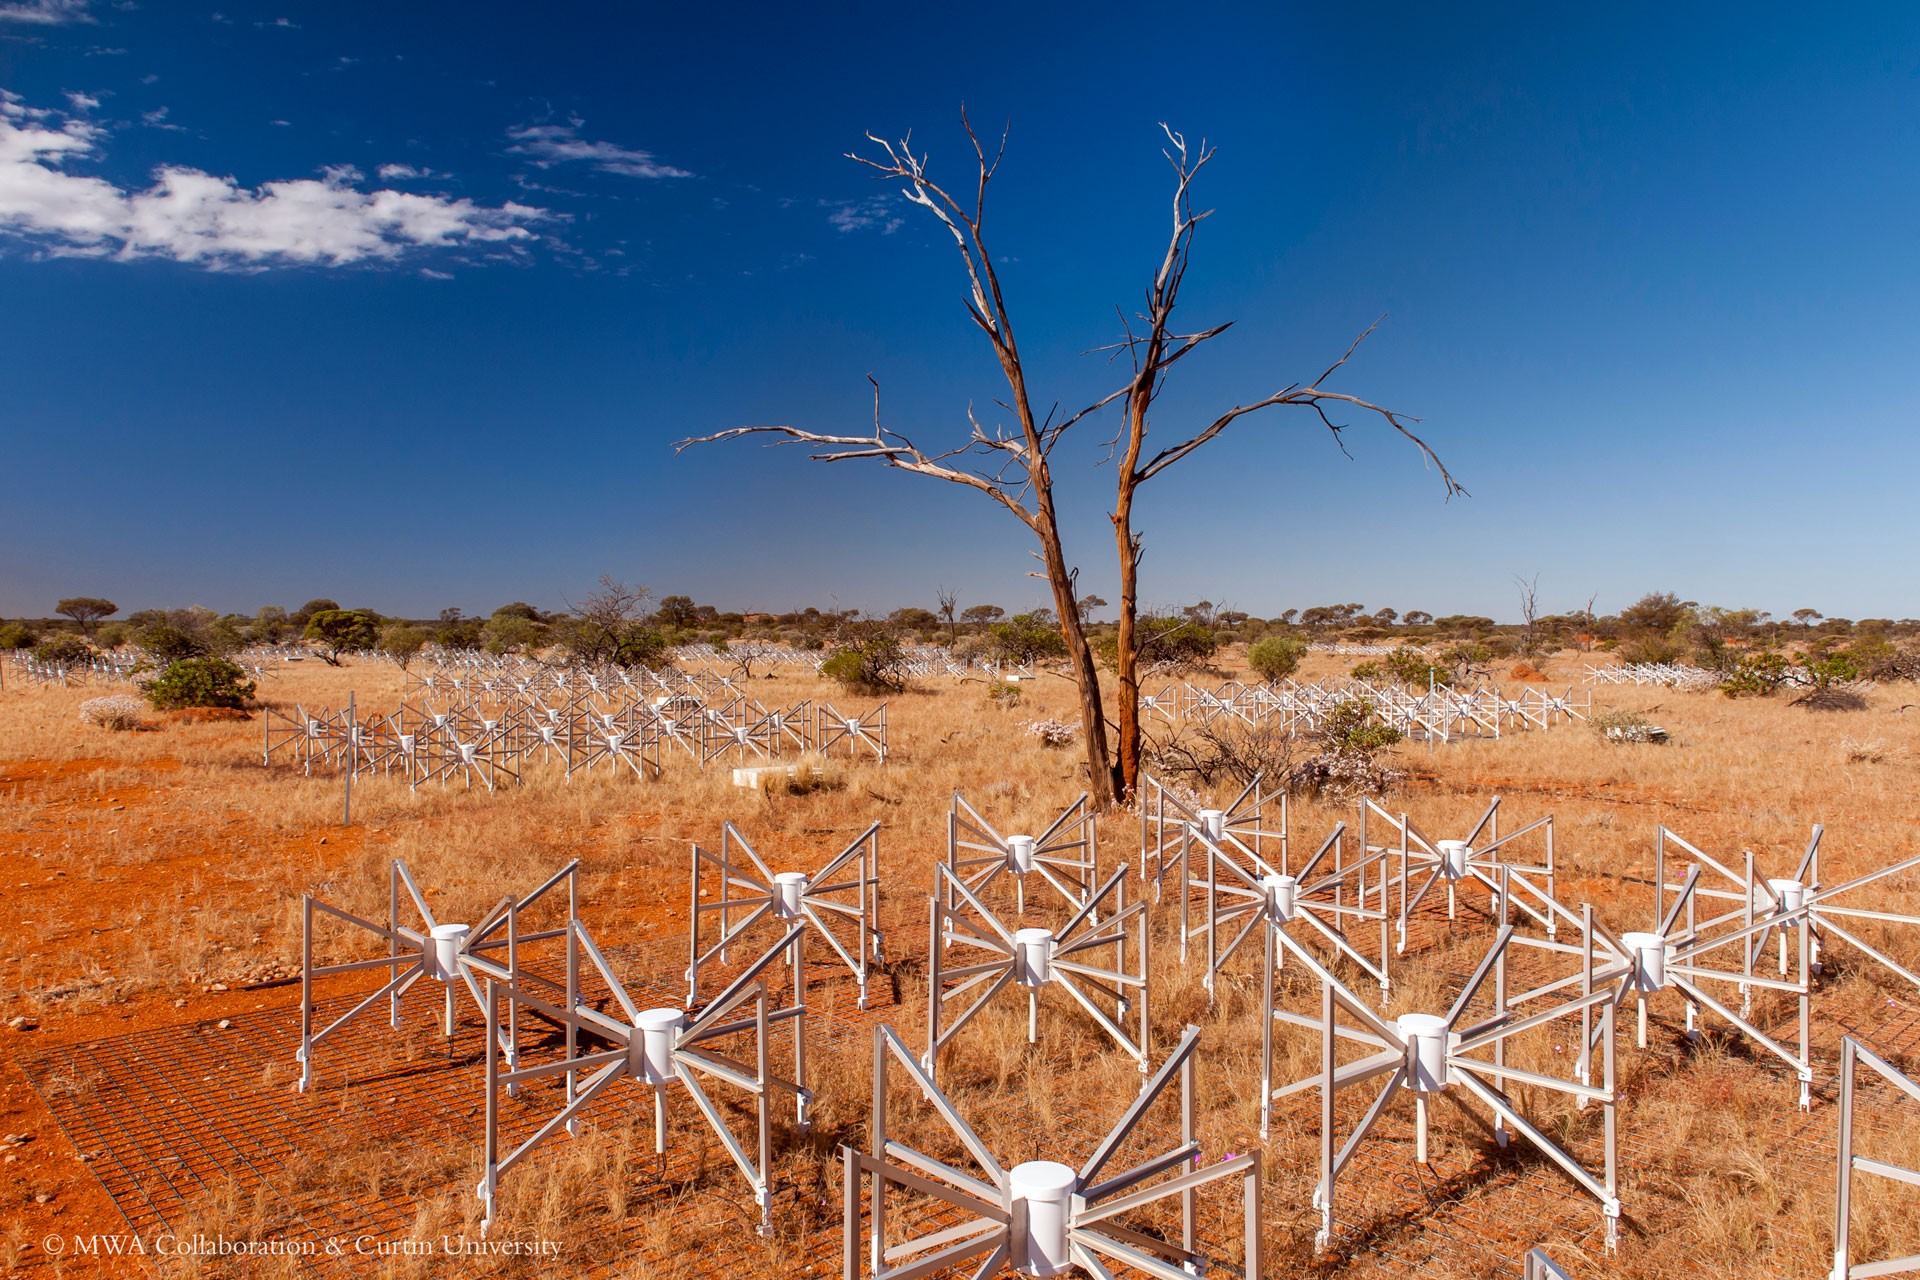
[0, 647, 1915, 1277]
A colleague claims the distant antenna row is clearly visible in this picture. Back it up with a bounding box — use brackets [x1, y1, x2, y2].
[1143, 677, 1590, 744]
[261, 691, 886, 788]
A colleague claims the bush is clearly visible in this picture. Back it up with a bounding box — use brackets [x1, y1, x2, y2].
[136, 621, 208, 662]
[1023, 718, 1078, 747]
[79, 695, 148, 731]
[1802, 650, 1863, 686]
[303, 608, 382, 665]
[0, 622, 37, 650]
[1792, 684, 1870, 712]
[1145, 719, 1297, 791]
[379, 623, 432, 670]
[1618, 634, 1686, 665]
[1442, 642, 1494, 682]
[989, 613, 1069, 664]
[1247, 636, 1307, 683]
[1313, 699, 1404, 757]
[613, 627, 669, 669]
[1720, 652, 1790, 698]
[1383, 646, 1446, 688]
[31, 634, 92, 665]
[1095, 615, 1215, 672]
[143, 657, 256, 710]
[819, 635, 911, 693]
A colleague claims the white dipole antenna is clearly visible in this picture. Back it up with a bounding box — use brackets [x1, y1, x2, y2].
[1357, 796, 1561, 950]
[1623, 824, 1920, 1111]
[294, 858, 576, 1093]
[816, 700, 888, 761]
[698, 697, 779, 766]
[949, 791, 1099, 918]
[470, 916, 810, 1238]
[925, 862, 1149, 1079]
[688, 820, 885, 1010]
[843, 1023, 1262, 1280]
[1272, 897, 1622, 1254]
[1167, 816, 1396, 1138]
[1138, 771, 1287, 905]
[1830, 1035, 1920, 1280]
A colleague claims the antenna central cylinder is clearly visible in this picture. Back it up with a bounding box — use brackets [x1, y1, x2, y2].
[1013, 928, 1055, 987]
[1760, 877, 1806, 921]
[1197, 809, 1227, 842]
[772, 872, 808, 919]
[1397, 1014, 1451, 1092]
[1622, 931, 1669, 991]
[1006, 835, 1037, 874]
[1008, 1160, 1077, 1276]
[632, 1008, 685, 1086]
[428, 924, 470, 982]
[1262, 874, 1299, 921]
[1437, 841, 1472, 879]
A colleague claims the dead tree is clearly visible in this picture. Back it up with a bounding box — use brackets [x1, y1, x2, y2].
[1514, 573, 1541, 655]
[1102, 128, 1465, 798]
[676, 115, 1125, 804]
[936, 586, 960, 646]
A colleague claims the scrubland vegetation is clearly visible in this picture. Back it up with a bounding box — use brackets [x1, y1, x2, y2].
[2, 628, 1917, 1278]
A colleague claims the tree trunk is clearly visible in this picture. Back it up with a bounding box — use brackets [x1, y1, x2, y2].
[1109, 380, 1152, 804]
[1111, 489, 1143, 805]
[1031, 482, 1117, 808]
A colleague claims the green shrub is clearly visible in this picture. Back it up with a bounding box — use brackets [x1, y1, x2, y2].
[1315, 698, 1404, 756]
[1720, 652, 1790, 698]
[136, 621, 208, 662]
[820, 635, 910, 692]
[990, 613, 1069, 664]
[1802, 651, 1862, 686]
[1349, 661, 1383, 681]
[31, 634, 92, 665]
[1385, 646, 1445, 687]
[379, 623, 432, 670]
[1095, 616, 1214, 671]
[613, 627, 669, 669]
[1442, 642, 1493, 678]
[143, 657, 256, 710]
[1619, 634, 1686, 665]
[304, 608, 383, 665]
[1289, 698, 1404, 798]
[1247, 636, 1307, 683]
[0, 622, 36, 650]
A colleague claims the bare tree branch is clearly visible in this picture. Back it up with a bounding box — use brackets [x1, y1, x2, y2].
[674, 377, 1043, 531]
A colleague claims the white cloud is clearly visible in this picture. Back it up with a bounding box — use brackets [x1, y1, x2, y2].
[505, 121, 689, 179]
[418, 267, 451, 279]
[64, 90, 101, 112]
[0, 0, 95, 24]
[823, 194, 902, 235]
[0, 105, 547, 267]
[140, 105, 183, 131]
[376, 162, 441, 181]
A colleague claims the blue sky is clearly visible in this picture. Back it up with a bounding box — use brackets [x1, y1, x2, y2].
[3, 2, 1917, 624]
